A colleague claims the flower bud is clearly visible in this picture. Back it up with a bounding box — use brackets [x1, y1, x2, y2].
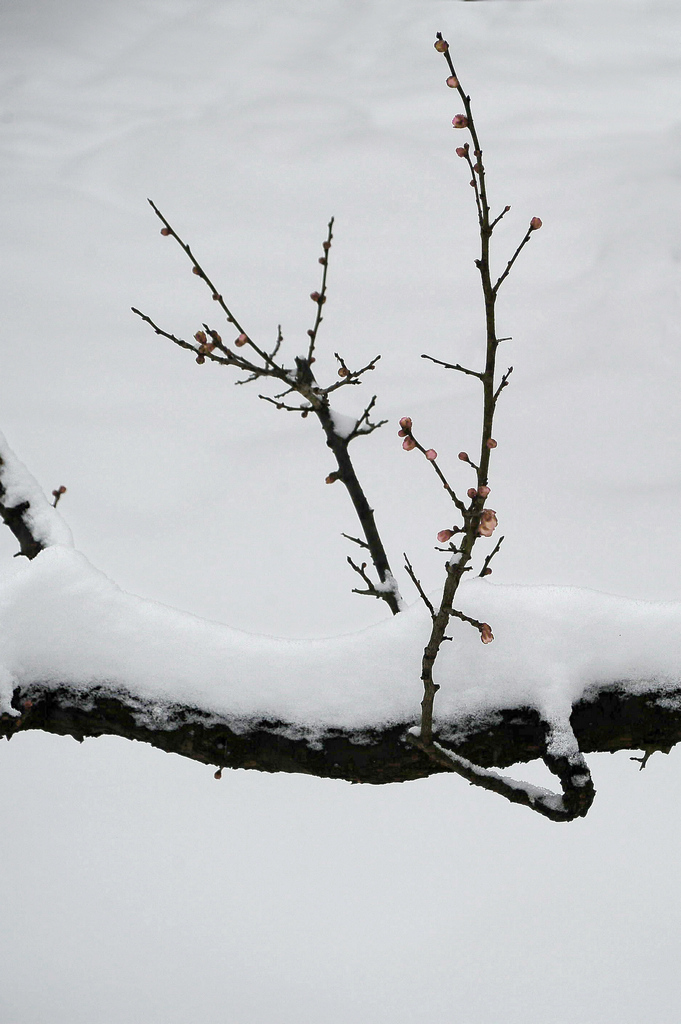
[214, 769, 222, 779]
[338, 366, 349, 377]
[530, 217, 542, 230]
[399, 416, 412, 432]
[194, 330, 207, 344]
[160, 227, 171, 236]
[326, 472, 339, 484]
[458, 452, 469, 462]
[478, 510, 498, 537]
[322, 241, 331, 251]
[235, 333, 248, 347]
[425, 449, 437, 461]
[452, 114, 468, 129]
[455, 147, 467, 158]
[486, 438, 497, 449]
[467, 487, 477, 499]
[402, 437, 417, 451]
[437, 529, 455, 543]
[192, 266, 202, 276]
[196, 354, 205, 364]
[434, 38, 449, 52]
[446, 76, 459, 88]
[318, 257, 327, 265]
[481, 567, 492, 577]
[212, 292, 221, 301]
[478, 485, 490, 498]
[480, 623, 494, 644]
[310, 291, 321, 302]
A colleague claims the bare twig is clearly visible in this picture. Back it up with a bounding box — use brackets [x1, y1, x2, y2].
[404, 553, 435, 617]
[421, 353, 484, 380]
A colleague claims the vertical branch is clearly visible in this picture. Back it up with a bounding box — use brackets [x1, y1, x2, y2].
[417, 36, 542, 744]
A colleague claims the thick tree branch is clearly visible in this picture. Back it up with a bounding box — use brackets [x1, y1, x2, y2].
[2, 682, 678, 820]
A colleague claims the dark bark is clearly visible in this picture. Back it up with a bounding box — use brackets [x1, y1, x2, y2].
[3, 681, 678, 785]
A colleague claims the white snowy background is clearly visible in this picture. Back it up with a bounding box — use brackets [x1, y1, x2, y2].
[1, 1, 681, 1021]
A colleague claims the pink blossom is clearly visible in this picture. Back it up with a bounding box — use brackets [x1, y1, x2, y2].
[478, 510, 498, 537]
[402, 437, 417, 451]
[455, 147, 467, 158]
[425, 449, 437, 461]
[452, 114, 468, 129]
[446, 76, 459, 89]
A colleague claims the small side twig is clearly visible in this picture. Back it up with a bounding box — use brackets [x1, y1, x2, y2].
[403, 553, 435, 617]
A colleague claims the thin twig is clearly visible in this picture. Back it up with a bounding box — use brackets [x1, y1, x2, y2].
[403, 554, 435, 617]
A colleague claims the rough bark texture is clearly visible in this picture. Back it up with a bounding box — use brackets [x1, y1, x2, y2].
[2, 681, 678, 783]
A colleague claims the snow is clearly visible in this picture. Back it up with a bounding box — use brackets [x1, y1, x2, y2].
[0, 430, 74, 551]
[2, 1, 681, 1021]
[0, 523, 678, 739]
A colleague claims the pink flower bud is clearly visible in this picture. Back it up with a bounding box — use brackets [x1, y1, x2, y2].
[194, 330, 207, 344]
[446, 76, 459, 88]
[452, 114, 468, 129]
[437, 529, 455, 543]
[530, 217, 542, 230]
[481, 567, 492, 577]
[467, 488, 477, 499]
[402, 437, 417, 451]
[323, 241, 331, 251]
[455, 147, 467, 158]
[399, 416, 412, 432]
[480, 623, 494, 644]
[434, 38, 449, 52]
[160, 227, 171, 236]
[478, 485, 490, 498]
[425, 449, 437, 461]
[478, 510, 498, 537]
[310, 291, 321, 302]
[235, 333, 248, 347]
[486, 438, 497, 449]
[458, 451, 469, 462]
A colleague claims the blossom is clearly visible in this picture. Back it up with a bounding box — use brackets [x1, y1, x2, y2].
[478, 510, 498, 537]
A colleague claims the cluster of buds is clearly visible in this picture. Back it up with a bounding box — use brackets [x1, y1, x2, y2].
[467, 485, 490, 500]
[397, 417, 437, 459]
[194, 328, 222, 363]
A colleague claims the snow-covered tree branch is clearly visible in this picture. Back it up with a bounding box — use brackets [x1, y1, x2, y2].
[2, 37, 679, 823]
